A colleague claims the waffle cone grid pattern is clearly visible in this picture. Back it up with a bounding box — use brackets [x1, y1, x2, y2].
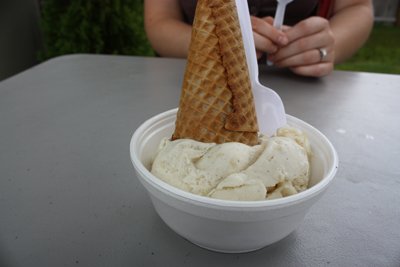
[172, 0, 259, 145]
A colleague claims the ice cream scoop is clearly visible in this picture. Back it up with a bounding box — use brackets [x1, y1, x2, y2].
[151, 127, 310, 201]
[235, 0, 287, 136]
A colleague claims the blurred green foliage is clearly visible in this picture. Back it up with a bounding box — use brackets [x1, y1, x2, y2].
[336, 23, 400, 74]
[39, 0, 154, 60]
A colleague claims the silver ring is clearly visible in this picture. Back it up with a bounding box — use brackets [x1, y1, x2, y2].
[318, 48, 328, 62]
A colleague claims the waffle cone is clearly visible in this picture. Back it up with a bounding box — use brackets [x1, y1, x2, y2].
[172, 0, 259, 145]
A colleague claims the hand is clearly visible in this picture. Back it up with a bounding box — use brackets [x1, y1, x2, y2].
[268, 17, 335, 77]
[250, 16, 288, 59]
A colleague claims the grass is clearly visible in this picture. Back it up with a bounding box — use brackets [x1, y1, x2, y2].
[335, 23, 400, 74]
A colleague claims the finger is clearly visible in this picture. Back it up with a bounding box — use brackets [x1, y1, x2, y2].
[250, 16, 288, 46]
[290, 62, 334, 77]
[274, 48, 334, 67]
[261, 16, 274, 25]
[269, 30, 334, 63]
[253, 32, 278, 54]
[285, 17, 329, 43]
[281, 25, 291, 32]
[261, 16, 292, 32]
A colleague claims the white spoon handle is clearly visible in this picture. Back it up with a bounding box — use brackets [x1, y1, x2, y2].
[273, 3, 286, 29]
[235, 0, 287, 136]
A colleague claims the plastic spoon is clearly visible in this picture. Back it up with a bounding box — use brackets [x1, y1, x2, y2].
[268, 0, 294, 65]
[235, 0, 287, 136]
[273, 0, 294, 29]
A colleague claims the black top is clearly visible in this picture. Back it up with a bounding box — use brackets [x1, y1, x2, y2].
[179, 0, 319, 25]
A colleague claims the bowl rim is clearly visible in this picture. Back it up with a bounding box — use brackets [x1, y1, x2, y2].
[130, 108, 338, 209]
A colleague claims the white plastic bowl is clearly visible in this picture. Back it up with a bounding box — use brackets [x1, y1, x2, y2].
[130, 108, 338, 253]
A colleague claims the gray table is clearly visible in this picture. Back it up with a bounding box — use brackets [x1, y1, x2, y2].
[1, 54, 399, 267]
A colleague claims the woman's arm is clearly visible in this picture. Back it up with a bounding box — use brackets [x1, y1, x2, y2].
[270, 0, 373, 77]
[329, 0, 374, 63]
[144, 0, 373, 77]
[144, 0, 192, 57]
[145, 0, 288, 59]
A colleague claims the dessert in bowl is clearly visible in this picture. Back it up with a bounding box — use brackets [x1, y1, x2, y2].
[130, 0, 338, 253]
[130, 108, 338, 253]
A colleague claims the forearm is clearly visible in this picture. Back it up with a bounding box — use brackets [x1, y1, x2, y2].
[145, 20, 192, 58]
[329, 1, 373, 63]
[144, 0, 192, 58]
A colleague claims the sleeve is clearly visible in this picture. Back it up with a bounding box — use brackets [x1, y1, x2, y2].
[317, 0, 334, 18]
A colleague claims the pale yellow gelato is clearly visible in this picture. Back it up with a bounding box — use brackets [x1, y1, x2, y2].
[151, 127, 311, 201]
